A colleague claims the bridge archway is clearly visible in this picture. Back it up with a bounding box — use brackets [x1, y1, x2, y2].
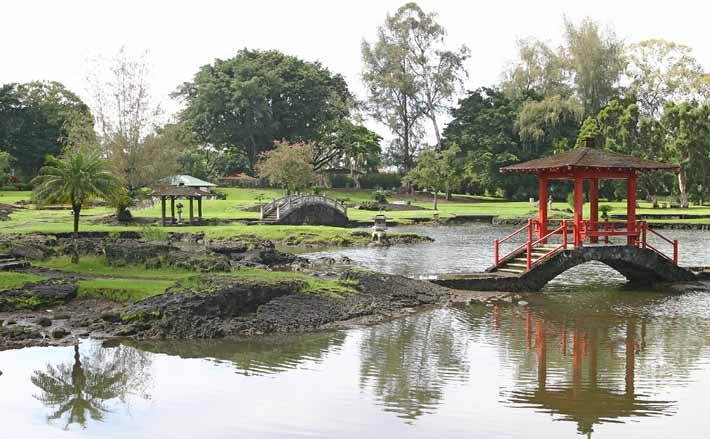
[261, 195, 349, 226]
[518, 246, 696, 291]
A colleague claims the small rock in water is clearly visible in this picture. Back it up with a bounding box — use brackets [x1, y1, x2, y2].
[5, 320, 16, 326]
[35, 317, 52, 327]
[51, 328, 68, 339]
[513, 294, 522, 301]
[518, 300, 529, 306]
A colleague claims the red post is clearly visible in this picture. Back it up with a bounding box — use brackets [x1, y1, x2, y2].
[641, 222, 647, 248]
[527, 219, 533, 269]
[562, 220, 568, 248]
[494, 239, 499, 266]
[538, 175, 548, 242]
[573, 174, 584, 247]
[673, 240, 678, 265]
[627, 174, 637, 245]
[590, 178, 599, 243]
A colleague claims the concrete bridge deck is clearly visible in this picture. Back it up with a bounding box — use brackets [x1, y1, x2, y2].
[431, 245, 698, 292]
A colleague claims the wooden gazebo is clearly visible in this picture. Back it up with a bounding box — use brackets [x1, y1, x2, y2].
[151, 186, 210, 226]
[492, 138, 681, 271]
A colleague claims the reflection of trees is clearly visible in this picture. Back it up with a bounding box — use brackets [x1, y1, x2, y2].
[358, 309, 470, 420]
[31, 343, 152, 430]
[128, 331, 346, 375]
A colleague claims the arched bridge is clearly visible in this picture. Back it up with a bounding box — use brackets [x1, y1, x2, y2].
[433, 245, 697, 292]
[260, 194, 349, 226]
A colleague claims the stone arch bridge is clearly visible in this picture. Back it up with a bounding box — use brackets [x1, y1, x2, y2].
[260, 194, 349, 226]
[433, 245, 697, 292]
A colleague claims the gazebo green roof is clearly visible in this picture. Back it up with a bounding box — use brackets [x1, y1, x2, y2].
[158, 175, 216, 187]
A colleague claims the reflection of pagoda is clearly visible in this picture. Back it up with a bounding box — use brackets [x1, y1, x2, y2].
[501, 312, 676, 437]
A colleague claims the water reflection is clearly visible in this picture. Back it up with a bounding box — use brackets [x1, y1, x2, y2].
[129, 331, 346, 375]
[358, 310, 471, 420]
[30, 343, 152, 430]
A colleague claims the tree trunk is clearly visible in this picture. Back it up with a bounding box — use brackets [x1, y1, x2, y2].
[433, 191, 438, 210]
[678, 168, 689, 208]
[430, 113, 442, 150]
[72, 206, 81, 264]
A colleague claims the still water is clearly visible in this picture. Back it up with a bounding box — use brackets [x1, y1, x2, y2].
[2, 225, 710, 438]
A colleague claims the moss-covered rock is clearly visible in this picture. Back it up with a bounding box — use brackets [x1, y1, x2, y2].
[0, 280, 77, 312]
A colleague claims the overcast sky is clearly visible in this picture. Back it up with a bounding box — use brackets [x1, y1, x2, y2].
[2, 0, 708, 142]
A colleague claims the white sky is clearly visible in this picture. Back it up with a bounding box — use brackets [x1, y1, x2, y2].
[2, 0, 709, 143]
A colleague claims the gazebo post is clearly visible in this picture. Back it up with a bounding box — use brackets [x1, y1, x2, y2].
[197, 197, 203, 222]
[170, 196, 176, 224]
[161, 196, 167, 226]
[189, 196, 194, 224]
[573, 174, 584, 247]
[538, 174, 548, 242]
[589, 178, 599, 243]
[627, 174, 637, 245]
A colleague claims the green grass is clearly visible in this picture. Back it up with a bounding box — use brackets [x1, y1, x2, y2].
[0, 272, 47, 290]
[1, 188, 709, 241]
[34, 256, 194, 280]
[77, 278, 176, 302]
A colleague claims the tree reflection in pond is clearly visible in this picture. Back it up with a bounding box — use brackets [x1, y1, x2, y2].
[31, 343, 152, 430]
[358, 309, 472, 420]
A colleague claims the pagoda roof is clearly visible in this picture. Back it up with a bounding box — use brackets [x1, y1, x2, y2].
[501, 147, 679, 174]
[157, 175, 216, 187]
[151, 186, 211, 197]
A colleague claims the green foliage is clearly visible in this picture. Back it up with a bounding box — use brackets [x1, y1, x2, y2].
[212, 189, 228, 200]
[0, 272, 46, 290]
[359, 200, 384, 211]
[175, 49, 354, 169]
[0, 81, 93, 180]
[141, 224, 169, 242]
[0, 151, 12, 184]
[257, 141, 314, 193]
[566, 192, 576, 210]
[371, 190, 389, 204]
[31, 148, 121, 240]
[404, 145, 462, 209]
[359, 173, 401, 190]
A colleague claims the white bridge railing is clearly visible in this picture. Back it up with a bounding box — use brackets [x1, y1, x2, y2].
[260, 194, 348, 220]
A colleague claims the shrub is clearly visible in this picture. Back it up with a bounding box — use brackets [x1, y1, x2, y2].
[330, 174, 355, 188]
[141, 224, 168, 242]
[117, 209, 133, 222]
[360, 173, 401, 190]
[359, 201, 386, 211]
[372, 190, 388, 204]
[213, 189, 228, 200]
[566, 192, 575, 209]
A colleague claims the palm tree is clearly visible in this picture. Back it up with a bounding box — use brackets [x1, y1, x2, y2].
[31, 148, 120, 262]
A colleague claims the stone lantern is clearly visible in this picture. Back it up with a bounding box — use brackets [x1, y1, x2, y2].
[372, 214, 387, 242]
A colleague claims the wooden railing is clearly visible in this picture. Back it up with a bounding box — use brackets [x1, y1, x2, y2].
[493, 218, 679, 271]
[261, 194, 348, 220]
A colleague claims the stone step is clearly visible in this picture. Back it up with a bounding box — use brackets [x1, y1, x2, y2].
[0, 260, 30, 271]
[497, 268, 525, 274]
[507, 263, 529, 268]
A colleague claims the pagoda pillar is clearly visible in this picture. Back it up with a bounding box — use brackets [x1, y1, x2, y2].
[573, 174, 584, 247]
[538, 175, 548, 241]
[627, 174, 637, 245]
[589, 178, 599, 243]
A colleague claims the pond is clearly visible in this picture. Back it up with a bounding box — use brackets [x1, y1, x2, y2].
[1, 224, 709, 438]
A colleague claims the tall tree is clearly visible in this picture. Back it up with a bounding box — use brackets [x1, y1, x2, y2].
[443, 87, 534, 199]
[563, 17, 626, 115]
[404, 145, 461, 209]
[86, 47, 165, 193]
[662, 102, 710, 208]
[176, 49, 354, 170]
[627, 39, 707, 117]
[0, 81, 93, 179]
[502, 38, 570, 100]
[517, 95, 582, 153]
[31, 148, 120, 262]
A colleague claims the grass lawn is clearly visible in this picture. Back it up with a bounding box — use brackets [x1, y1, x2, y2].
[77, 278, 176, 302]
[0, 272, 47, 290]
[35, 256, 195, 280]
[1, 188, 709, 241]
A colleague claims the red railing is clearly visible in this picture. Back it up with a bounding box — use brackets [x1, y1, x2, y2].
[492, 218, 679, 271]
[494, 219, 535, 266]
[641, 222, 679, 264]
